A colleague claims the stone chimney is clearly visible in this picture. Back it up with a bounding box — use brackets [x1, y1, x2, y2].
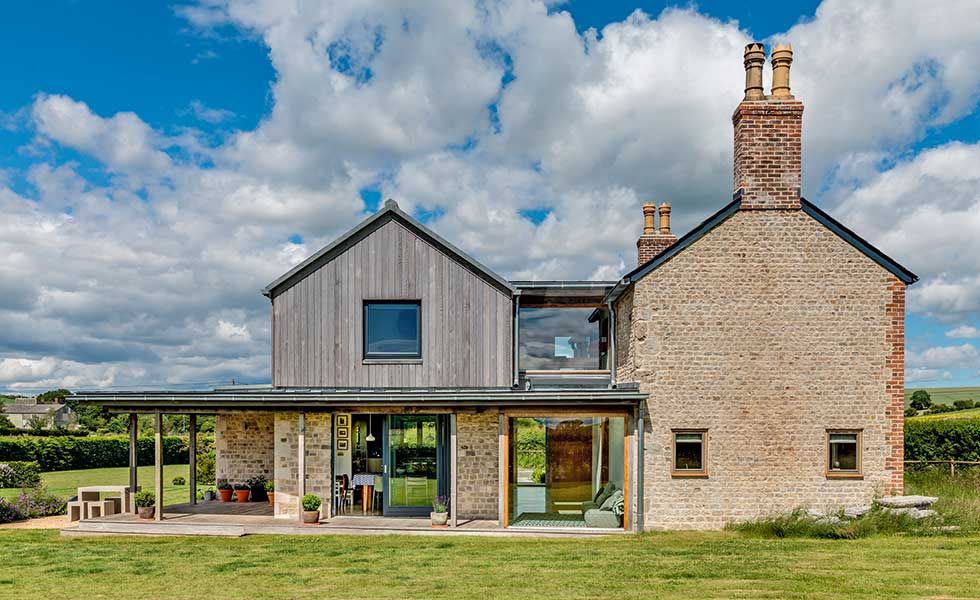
[732, 42, 803, 210]
[636, 202, 677, 265]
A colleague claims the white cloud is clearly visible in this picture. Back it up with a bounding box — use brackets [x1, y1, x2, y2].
[947, 325, 980, 339]
[188, 100, 235, 123]
[909, 344, 980, 370]
[906, 367, 953, 384]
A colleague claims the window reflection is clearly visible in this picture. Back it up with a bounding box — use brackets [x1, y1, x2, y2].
[519, 307, 606, 370]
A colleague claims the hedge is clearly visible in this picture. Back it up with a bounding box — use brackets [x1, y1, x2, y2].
[905, 419, 980, 462]
[0, 436, 189, 472]
[0, 461, 41, 488]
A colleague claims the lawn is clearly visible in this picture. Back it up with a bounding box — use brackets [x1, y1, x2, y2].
[0, 464, 194, 506]
[0, 529, 978, 599]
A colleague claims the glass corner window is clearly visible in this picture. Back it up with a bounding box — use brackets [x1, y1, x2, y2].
[827, 430, 861, 474]
[672, 430, 707, 476]
[363, 301, 421, 359]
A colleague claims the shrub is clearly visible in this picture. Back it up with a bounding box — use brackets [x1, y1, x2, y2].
[217, 480, 232, 490]
[264, 480, 274, 492]
[172, 476, 186, 486]
[906, 419, 980, 462]
[432, 495, 448, 513]
[301, 494, 321, 512]
[134, 490, 155, 508]
[195, 449, 215, 485]
[953, 400, 975, 411]
[12, 485, 66, 518]
[0, 435, 196, 471]
[0, 461, 41, 488]
[0, 498, 24, 523]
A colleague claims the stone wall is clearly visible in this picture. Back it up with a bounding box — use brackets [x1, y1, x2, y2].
[274, 412, 332, 519]
[456, 411, 499, 521]
[616, 209, 905, 530]
[215, 413, 274, 484]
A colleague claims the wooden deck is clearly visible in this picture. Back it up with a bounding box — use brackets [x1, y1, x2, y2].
[64, 501, 621, 538]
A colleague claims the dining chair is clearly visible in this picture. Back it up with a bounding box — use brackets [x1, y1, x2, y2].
[371, 475, 384, 512]
[333, 479, 345, 514]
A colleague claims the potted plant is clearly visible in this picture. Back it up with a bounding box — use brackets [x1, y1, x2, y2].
[202, 487, 216, 502]
[264, 480, 275, 506]
[246, 475, 267, 502]
[134, 490, 155, 519]
[431, 495, 449, 528]
[233, 482, 251, 503]
[301, 494, 321, 524]
[217, 480, 233, 502]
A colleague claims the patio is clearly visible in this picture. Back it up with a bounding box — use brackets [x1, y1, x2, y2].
[64, 500, 622, 537]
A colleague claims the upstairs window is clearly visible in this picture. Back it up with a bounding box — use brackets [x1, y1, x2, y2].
[363, 301, 421, 360]
[519, 306, 607, 371]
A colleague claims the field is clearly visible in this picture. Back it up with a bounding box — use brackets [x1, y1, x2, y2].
[0, 464, 194, 506]
[907, 407, 980, 421]
[904, 386, 980, 407]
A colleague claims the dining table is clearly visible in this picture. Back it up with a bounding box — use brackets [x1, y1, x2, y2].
[351, 472, 381, 512]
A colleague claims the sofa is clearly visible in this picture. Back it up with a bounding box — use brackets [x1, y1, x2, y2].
[581, 482, 623, 528]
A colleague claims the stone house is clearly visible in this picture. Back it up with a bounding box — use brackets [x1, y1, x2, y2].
[3, 398, 74, 430]
[78, 43, 916, 530]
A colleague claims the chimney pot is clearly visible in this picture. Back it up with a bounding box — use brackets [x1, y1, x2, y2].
[658, 203, 672, 234]
[743, 43, 766, 101]
[770, 43, 794, 99]
[642, 203, 657, 235]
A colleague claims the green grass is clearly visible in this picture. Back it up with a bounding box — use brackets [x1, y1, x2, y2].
[907, 467, 980, 532]
[905, 386, 980, 407]
[0, 464, 194, 506]
[0, 530, 978, 599]
[908, 407, 980, 421]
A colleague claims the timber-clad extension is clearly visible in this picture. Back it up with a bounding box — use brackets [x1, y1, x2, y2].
[76, 42, 916, 532]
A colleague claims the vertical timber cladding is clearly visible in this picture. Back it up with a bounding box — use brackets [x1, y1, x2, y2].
[616, 210, 905, 530]
[272, 218, 513, 387]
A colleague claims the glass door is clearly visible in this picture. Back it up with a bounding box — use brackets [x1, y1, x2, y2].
[384, 415, 446, 516]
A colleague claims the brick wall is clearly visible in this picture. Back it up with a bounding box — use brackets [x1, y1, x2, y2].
[616, 209, 905, 529]
[732, 100, 803, 210]
[457, 412, 499, 520]
[215, 413, 274, 484]
[274, 412, 332, 518]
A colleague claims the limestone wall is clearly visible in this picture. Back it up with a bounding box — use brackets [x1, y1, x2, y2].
[274, 412, 332, 518]
[215, 413, 274, 484]
[456, 412, 499, 520]
[616, 209, 905, 529]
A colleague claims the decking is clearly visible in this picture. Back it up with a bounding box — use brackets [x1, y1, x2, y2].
[64, 501, 623, 538]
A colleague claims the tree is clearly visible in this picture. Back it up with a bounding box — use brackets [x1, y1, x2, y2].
[26, 414, 50, 432]
[910, 390, 933, 411]
[36, 388, 70, 404]
[904, 406, 919, 418]
[0, 405, 14, 432]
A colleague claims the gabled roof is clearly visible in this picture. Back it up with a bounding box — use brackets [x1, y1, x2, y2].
[262, 199, 515, 298]
[5, 404, 65, 414]
[604, 195, 917, 304]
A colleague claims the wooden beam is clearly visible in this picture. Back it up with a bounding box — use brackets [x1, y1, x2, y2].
[189, 414, 197, 505]
[129, 413, 138, 513]
[450, 413, 458, 528]
[297, 412, 306, 523]
[154, 412, 163, 522]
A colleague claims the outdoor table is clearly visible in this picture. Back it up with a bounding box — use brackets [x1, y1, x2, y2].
[351, 473, 380, 512]
[77, 485, 133, 513]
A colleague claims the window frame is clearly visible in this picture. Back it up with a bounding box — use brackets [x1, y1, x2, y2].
[825, 429, 863, 479]
[362, 300, 422, 362]
[671, 429, 708, 478]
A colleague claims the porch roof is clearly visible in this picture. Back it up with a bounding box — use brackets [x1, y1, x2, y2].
[73, 385, 646, 412]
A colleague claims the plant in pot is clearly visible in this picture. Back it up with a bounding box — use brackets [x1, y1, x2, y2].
[301, 494, 321, 524]
[246, 475, 267, 503]
[233, 482, 251, 503]
[264, 480, 275, 506]
[217, 480, 233, 502]
[201, 487, 216, 502]
[431, 495, 449, 528]
[134, 490, 156, 519]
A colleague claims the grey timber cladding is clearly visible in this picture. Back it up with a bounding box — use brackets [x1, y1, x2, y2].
[272, 219, 513, 387]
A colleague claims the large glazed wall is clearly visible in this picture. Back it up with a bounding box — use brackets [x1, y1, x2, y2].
[616, 209, 905, 530]
[456, 412, 499, 520]
[215, 413, 274, 484]
[272, 219, 512, 387]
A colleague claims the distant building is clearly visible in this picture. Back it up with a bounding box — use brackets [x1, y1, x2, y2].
[4, 398, 74, 429]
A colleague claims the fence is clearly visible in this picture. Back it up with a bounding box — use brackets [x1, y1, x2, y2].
[905, 460, 980, 476]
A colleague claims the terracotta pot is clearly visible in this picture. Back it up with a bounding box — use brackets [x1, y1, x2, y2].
[267, 492, 275, 506]
[138, 506, 155, 520]
[234, 489, 251, 503]
[430, 511, 449, 527]
[302, 510, 320, 524]
[218, 488, 234, 502]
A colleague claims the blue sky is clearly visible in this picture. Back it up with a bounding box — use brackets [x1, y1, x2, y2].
[1, 1, 979, 391]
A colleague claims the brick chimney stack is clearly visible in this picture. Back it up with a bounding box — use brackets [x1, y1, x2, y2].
[732, 42, 803, 210]
[636, 202, 677, 265]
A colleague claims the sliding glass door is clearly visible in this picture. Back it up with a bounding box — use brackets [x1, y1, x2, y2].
[383, 415, 448, 516]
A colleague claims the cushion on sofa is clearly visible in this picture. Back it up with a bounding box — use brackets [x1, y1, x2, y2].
[594, 482, 616, 507]
[600, 489, 624, 512]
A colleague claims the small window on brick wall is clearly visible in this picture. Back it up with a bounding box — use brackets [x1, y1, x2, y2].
[826, 430, 863, 478]
[671, 430, 707, 477]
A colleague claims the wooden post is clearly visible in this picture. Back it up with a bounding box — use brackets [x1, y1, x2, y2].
[129, 413, 138, 513]
[154, 412, 164, 522]
[450, 413, 458, 528]
[951, 461, 956, 477]
[298, 412, 306, 523]
[189, 414, 197, 505]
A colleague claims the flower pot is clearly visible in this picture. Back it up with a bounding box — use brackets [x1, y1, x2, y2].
[430, 511, 449, 527]
[249, 485, 267, 502]
[234, 489, 251, 503]
[138, 506, 155, 520]
[203, 490, 216, 502]
[302, 510, 320, 524]
[267, 492, 275, 506]
[218, 488, 234, 502]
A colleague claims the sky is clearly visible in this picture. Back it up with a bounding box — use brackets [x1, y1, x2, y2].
[1, 0, 979, 392]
